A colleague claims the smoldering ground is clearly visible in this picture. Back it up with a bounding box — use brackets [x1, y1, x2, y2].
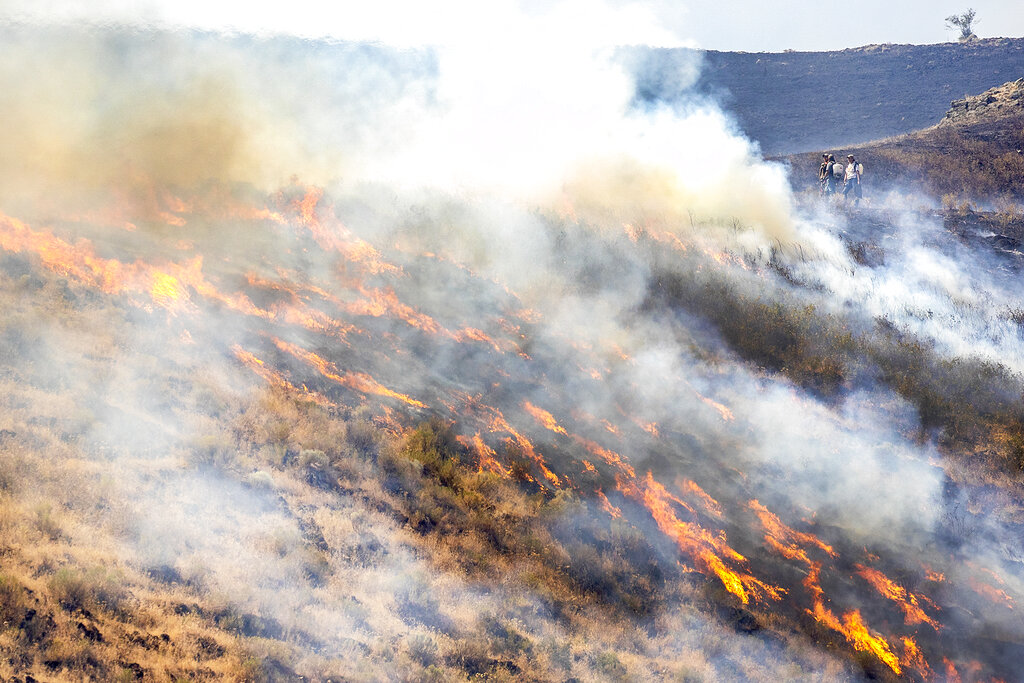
[2, 9, 1024, 681]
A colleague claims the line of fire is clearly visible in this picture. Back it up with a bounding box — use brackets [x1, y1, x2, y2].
[1, 177, 1020, 683]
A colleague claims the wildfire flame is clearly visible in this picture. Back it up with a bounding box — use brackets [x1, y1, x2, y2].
[634, 473, 783, 605]
[855, 564, 941, 629]
[271, 337, 428, 410]
[5, 177, 1019, 681]
[804, 562, 902, 675]
[523, 401, 569, 436]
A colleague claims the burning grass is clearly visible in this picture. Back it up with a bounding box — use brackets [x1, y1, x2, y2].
[0, 256, 863, 681]
[2, 165, 1024, 680]
[7, 22, 1024, 683]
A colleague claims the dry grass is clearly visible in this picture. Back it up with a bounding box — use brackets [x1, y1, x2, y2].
[647, 259, 1024, 488]
[786, 114, 1024, 207]
[0, 266, 864, 681]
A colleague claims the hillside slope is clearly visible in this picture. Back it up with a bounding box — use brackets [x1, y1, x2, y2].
[6, 26, 1024, 683]
[681, 38, 1024, 154]
[785, 77, 1024, 206]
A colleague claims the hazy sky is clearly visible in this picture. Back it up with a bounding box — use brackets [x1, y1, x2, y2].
[2, 0, 1022, 52]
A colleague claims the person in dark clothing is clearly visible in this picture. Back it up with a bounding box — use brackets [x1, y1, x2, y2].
[823, 154, 837, 197]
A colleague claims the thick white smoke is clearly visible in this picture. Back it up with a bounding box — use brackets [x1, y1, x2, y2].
[5, 0, 796, 241]
[8, 1, 1024, 680]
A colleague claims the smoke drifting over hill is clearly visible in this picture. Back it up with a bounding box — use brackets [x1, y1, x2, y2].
[2, 5, 1024, 681]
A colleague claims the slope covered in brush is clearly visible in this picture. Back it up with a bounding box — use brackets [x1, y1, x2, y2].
[786, 77, 1024, 208]
[3, 23, 1024, 683]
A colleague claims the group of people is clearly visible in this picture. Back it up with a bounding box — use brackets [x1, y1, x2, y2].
[817, 152, 863, 204]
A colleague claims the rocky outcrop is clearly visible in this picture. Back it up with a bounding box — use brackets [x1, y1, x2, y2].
[940, 77, 1024, 126]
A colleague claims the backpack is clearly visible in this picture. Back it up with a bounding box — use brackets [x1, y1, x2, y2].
[856, 162, 864, 175]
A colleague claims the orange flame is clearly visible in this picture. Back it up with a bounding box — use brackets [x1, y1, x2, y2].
[901, 637, 932, 679]
[288, 185, 400, 276]
[855, 564, 940, 629]
[943, 658, 962, 683]
[804, 562, 901, 674]
[272, 338, 427, 410]
[0, 212, 364, 342]
[635, 473, 783, 605]
[524, 401, 569, 436]
[680, 480, 723, 518]
[596, 489, 622, 519]
[452, 327, 504, 353]
[231, 346, 333, 407]
[968, 577, 1015, 609]
[347, 285, 442, 335]
[749, 500, 837, 564]
[695, 391, 734, 422]
[149, 270, 189, 311]
[458, 434, 511, 476]
[469, 401, 562, 487]
[572, 436, 637, 480]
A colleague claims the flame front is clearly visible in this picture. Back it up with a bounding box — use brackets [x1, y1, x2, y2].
[272, 337, 428, 410]
[4, 176, 1020, 681]
[856, 564, 941, 629]
[804, 563, 902, 675]
[635, 474, 783, 605]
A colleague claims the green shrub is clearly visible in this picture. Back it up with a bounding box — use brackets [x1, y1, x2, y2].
[48, 566, 128, 614]
[34, 503, 63, 541]
[481, 615, 532, 658]
[596, 651, 628, 679]
[189, 433, 236, 468]
[406, 632, 438, 666]
[0, 573, 26, 627]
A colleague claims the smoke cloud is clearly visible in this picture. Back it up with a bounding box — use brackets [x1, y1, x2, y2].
[3, 2, 1024, 680]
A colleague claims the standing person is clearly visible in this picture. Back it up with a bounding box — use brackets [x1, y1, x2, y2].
[824, 154, 837, 197]
[843, 154, 862, 205]
[818, 153, 829, 195]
